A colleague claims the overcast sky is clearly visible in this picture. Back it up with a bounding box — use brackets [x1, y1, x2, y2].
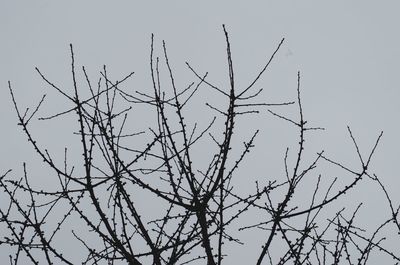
[1, 1, 400, 264]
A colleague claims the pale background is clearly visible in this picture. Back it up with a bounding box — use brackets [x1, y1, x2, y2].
[1, 1, 400, 264]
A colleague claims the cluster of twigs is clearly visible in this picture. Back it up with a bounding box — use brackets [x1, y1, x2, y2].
[1, 26, 399, 265]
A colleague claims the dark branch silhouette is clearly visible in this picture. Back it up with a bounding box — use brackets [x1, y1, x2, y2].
[1, 26, 398, 265]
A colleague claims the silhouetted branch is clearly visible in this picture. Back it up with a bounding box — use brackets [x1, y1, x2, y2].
[2, 26, 396, 265]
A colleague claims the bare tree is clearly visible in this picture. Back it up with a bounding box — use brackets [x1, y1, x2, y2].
[1, 26, 399, 265]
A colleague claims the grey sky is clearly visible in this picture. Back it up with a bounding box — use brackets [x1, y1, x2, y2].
[1, 1, 400, 264]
